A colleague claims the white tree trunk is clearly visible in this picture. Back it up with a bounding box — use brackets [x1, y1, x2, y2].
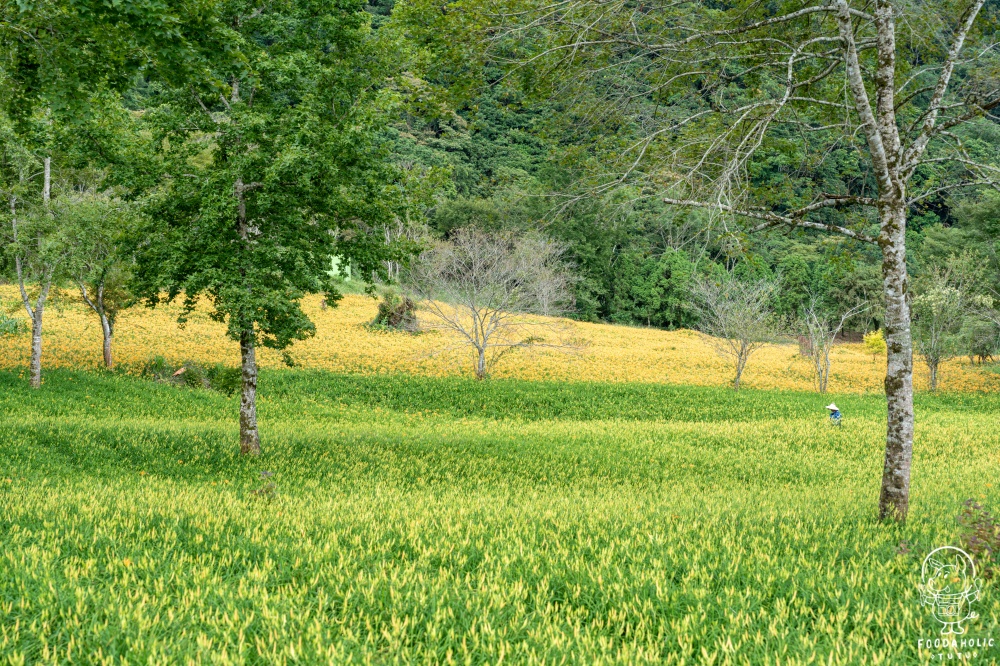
[27, 280, 51, 389]
[877, 201, 915, 521]
[29, 304, 43, 389]
[733, 355, 746, 390]
[80, 283, 115, 369]
[43, 157, 50, 203]
[234, 168, 262, 455]
[817, 351, 830, 394]
[27, 158, 52, 389]
[475, 347, 487, 380]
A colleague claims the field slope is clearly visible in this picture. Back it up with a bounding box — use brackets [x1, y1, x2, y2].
[1, 370, 998, 664]
[2, 288, 998, 392]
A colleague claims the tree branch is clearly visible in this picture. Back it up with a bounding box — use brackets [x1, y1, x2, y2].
[662, 196, 877, 243]
[900, 0, 987, 171]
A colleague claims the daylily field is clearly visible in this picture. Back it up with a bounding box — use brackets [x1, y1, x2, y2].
[0, 288, 999, 664]
[1, 287, 997, 392]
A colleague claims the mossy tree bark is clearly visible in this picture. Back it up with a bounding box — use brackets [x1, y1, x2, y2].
[240, 330, 261, 456]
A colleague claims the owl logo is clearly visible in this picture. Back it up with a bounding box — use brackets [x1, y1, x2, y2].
[920, 546, 983, 635]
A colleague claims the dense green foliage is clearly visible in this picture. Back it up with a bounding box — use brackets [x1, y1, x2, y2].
[0, 369, 998, 662]
[134, 0, 408, 350]
[384, 0, 1000, 340]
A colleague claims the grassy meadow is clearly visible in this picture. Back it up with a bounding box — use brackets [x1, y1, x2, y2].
[1, 369, 999, 664]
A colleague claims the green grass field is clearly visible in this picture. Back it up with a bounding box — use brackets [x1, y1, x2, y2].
[1, 370, 998, 664]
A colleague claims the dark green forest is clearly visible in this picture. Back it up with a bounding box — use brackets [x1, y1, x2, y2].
[373, 0, 1000, 338]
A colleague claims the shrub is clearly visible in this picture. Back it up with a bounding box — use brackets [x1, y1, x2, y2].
[371, 291, 419, 333]
[142, 355, 174, 381]
[179, 362, 210, 389]
[863, 330, 886, 361]
[963, 319, 999, 364]
[957, 499, 1000, 579]
[206, 365, 241, 396]
[0, 313, 25, 337]
[143, 356, 240, 395]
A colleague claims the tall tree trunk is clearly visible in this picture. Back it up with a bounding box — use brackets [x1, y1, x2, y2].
[234, 172, 261, 455]
[820, 343, 831, 393]
[240, 330, 261, 455]
[12, 159, 56, 389]
[877, 201, 915, 522]
[43, 157, 50, 204]
[28, 158, 52, 389]
[928, 362, 938, 392]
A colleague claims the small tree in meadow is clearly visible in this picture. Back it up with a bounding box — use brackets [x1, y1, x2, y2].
[136, 0, 407, 455]
[405, 227, 576, 380]
[63, 190, 139, 369]
[691, 274, 781, 390]
[912, 271, 967, 392]
[864, 330, 887, 362]
[961, 317, 998, 365]
[801, 296, 869, 393]
[5, 156, 64, 389]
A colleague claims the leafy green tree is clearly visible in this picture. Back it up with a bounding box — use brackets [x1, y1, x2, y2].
[912, 271, 967, 391]
[1, 0, 227, 388]
[912, 253, 989, 388]
[954, 193, 1000, 293]
[137, 0, 409, 455]
[4, 155, 62, 389]
[63, 190, 140, 370]
[430, 198, 504, 235]
[917, 224, 973, 272]
[609, 248, 695, 328]
[1, 0, 224, 122]
[961, 317, 999, 364]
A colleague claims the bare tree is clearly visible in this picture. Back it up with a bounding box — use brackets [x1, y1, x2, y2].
[690, 274, 781, 390]
[485, 0, 1000, 520]
[405, 227, 576, 379]
[802, 297, 869, 393]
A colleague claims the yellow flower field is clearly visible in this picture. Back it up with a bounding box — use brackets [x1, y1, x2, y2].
[2, 286, 997, 393]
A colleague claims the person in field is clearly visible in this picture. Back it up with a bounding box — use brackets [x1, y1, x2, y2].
[826, 403, 842, 427]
